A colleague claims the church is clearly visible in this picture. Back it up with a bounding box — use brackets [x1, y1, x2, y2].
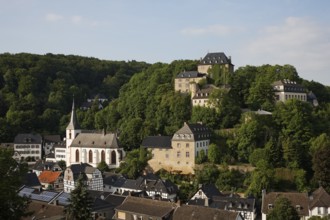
[65, 99, 125, 169]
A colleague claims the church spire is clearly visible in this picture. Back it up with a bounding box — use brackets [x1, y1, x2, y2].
[66, 96, 80, 130]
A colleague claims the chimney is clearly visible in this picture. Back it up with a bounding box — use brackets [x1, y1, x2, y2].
[204, 198, 209, 207]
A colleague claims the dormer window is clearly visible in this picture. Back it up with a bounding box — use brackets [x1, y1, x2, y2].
[268, 204, 274, 209]
[296, 205, 301, 211]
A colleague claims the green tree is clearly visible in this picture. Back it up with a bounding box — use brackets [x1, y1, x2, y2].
[0, 149, 30, 219]
[195, 164, 220, 184]
[268, 196, 300, 220]
[58, 160, 66, 171]
[312, 147, 330, 192]
[246, 160, 274, 197]
[97, 160, 110, 173]
[65, 174, 92, 220]
[118, 148, 150, 179]
[196, 149, 207, 164]
[208, 144, 221, 164]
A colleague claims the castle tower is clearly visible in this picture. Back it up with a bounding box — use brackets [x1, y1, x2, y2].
[66, 98, 81, 166]
[190, 82, 198, 99]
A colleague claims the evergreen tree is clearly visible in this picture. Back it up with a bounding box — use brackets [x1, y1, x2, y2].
[65, 174, 92, 220]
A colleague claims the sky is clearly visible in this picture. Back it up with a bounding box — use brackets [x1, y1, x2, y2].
[1, 0, 330, 85]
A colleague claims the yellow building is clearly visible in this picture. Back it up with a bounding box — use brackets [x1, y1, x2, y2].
[174, 71, 207, 93]
[142, 122, 212, 174]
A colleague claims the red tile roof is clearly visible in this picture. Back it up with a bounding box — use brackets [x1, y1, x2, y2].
[38, 171, 62, 184]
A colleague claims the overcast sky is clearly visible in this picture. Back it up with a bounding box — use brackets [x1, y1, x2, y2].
[1, 0, 330, 85]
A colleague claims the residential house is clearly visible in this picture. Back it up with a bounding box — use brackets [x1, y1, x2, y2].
[174, 71, 207, 93]
[309, 186, 330, 218]
[104, 173, 178, 201]
[173, 205, 244, 220]
[38, 170, 63, 190]
[210, 196, 256, 220]
[53, 141, 66, 162]
[115, 196, 177, 220]
[14, 133, 42, 161]
[190, 184, 222, 200]
[43, 135, 61, 157]
[87, 190, 126, 220]
[188, 184, 256, 220]
[63, 163, 103, 193]
[143, 122, 212, 174]
[103, 173, 127, 193]
[65, 99, 125, 169]
[197, 52, 234, 75]
[261, 191, 309, 220]
[32, 160, 62, 176]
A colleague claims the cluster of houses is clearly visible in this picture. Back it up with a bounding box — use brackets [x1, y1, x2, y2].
[1, 52, 327, 219]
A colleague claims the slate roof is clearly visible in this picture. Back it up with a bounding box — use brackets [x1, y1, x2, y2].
[21, 200, 64, 220]
[262, 192, 309, 216]
[192, 84, 219, 99]
[38, 171, 62, 184]
[176, 71, 206, 78]
[14, 133, 42, 144]
[116, 196, 177, 218]
[141, 136, 172, 149]
[69, 163, 97, 180]
[310, 186, 330, 209]
[272, 80, 305, 93]
[199, 52, 232, 65]
[200, 184, 223, 198]
[43, 135, 61, 143]
[104, 174, 126, 188]
[172, 122, 211, 141]
[70, 132, 120, 148]
[173, 205, 241, 220]
[24, 173, 42, 188]
[33, 160, 59, 171]
[211, 196, 255, 212]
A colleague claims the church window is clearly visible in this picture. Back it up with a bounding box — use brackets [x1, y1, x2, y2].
[75, 149, 79, 162]
[89, 150, 93, 163]
[111, 151, 116, 164]
[101, 150, 105, 162]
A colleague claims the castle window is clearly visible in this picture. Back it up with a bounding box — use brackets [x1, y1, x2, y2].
[186, 152, 190, 157]
[177, 151, 181, 158]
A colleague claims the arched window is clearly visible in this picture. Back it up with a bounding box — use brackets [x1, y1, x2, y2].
[89, 150, 93, 163]
[111, 151, 116, 164]
[75, 149, 79, 162]
[101, 150, 105, 162]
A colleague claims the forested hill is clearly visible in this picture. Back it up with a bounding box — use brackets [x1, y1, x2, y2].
[0, 53, 150, 141]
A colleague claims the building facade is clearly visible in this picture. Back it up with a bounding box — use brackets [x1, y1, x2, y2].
[65, 99, 125, 169]
[143, 122, 211, 174]
[197, 52, 234, 75]
[174, 71, 207, 93]
[14, 133, 42, 161]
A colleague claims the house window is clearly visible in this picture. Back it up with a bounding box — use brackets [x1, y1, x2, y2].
[186, 143, 189, 148]
[186, 152, 190, 158]
[177, 143, 181, 148]
[89, 150, 93, 163]
[177, 151, 181, 158]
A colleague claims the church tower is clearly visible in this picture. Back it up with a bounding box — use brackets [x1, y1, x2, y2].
[66, 98, 81, 166]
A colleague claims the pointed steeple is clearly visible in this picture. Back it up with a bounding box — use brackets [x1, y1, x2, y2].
[66, 96, 80, 130]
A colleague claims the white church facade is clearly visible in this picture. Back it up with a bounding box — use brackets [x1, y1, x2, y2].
[65, 100, 125, 169]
